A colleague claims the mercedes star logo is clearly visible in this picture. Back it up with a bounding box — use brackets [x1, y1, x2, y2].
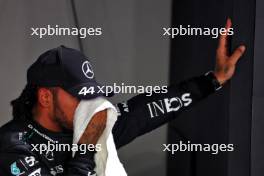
[82, 61, 94, 79]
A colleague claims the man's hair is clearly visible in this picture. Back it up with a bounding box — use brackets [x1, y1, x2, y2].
[10, 84, 38, 120]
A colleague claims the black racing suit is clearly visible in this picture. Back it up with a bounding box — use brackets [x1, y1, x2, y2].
[0, 74, 217, 175]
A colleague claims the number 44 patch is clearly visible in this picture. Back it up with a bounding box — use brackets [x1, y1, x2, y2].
[78, 87, 95, 95]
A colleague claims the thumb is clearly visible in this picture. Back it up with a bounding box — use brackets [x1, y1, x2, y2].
[229, 45, 246, 65]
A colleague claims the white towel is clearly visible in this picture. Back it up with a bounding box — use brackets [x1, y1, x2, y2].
[73, 97, 127, 176]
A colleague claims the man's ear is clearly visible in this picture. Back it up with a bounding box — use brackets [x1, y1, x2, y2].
[37, 88, 53, 108]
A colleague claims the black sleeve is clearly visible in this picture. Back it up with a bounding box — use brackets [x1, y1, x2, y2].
[112, 74, 217, 149]
[0, 145, 96, 176]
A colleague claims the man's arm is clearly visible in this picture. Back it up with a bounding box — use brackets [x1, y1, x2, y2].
[112, 18, 246, 149]
[112, 74, 217, 148]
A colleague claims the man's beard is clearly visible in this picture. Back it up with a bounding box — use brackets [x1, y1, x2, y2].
[52, 89, 73, 132]
[54, 108, 72, 132]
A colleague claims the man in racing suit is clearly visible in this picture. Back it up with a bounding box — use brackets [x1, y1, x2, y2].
[0, 19, 245, 175]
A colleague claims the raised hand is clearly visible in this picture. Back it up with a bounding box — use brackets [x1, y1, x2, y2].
[214, 18, 246, 85]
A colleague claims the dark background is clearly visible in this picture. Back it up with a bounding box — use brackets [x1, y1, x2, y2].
[168, 0, 264, 176]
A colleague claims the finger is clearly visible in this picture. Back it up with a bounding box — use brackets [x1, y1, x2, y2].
[229, 45, 246, 65]
[218, 18, 232, 56]
[225, 17, 232, 29]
